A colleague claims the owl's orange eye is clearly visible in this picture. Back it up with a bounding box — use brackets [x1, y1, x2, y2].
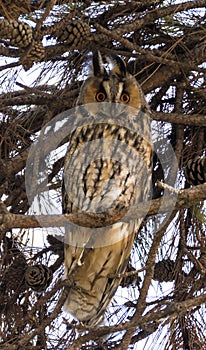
[120, 93, 130, 103]
[95, 92, 106, 102]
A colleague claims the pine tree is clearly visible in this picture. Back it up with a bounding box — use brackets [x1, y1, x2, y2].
[0, 1, 205, 349]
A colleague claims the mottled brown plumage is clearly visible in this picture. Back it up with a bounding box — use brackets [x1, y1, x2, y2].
[62, 52, 153, 325]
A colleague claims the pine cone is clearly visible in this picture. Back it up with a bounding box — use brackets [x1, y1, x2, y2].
[153, 259, 176, 282]
[25, 264, 53, 292]
[0, 0, 31, 20]
[56, 20, 91, 48]
[0, 19, 33, 48]
[185, 156, 206, 185]
[1, 255, 27, 292]
[22, 41, 45, 70]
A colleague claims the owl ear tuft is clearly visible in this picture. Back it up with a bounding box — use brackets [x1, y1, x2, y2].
[92, 51, 106, 77]
[106, 54, 127, 77]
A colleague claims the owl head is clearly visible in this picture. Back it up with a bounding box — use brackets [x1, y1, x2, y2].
[76, 51, 147, 111]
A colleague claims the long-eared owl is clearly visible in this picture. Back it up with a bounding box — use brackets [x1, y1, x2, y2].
[62, 52, 153, 325]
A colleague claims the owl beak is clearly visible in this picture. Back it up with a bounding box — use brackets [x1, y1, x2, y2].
[109, 101, 125, 118]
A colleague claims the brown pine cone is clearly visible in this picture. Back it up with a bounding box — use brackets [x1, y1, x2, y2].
[1, 255, 27, 292]
[25, 264, 53, 292]
[22, 41, 45, 70]
[56, 20, 91, 48]
[153, 259, 176, 282]
[185, 156, 206, 186]
[0, 0, 31, 20]
[0, 19, 33, 48]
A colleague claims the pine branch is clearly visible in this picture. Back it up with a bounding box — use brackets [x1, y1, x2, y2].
[0, 184, 206, 230]
[152, 112, 206, 126]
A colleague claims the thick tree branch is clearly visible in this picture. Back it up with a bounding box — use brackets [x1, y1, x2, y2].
[152, 112, 206, 126]
[0, 184, 205, 230]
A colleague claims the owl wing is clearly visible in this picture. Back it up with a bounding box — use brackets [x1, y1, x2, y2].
[62, 123, 152, 325]
[63, 221, 140, 325]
